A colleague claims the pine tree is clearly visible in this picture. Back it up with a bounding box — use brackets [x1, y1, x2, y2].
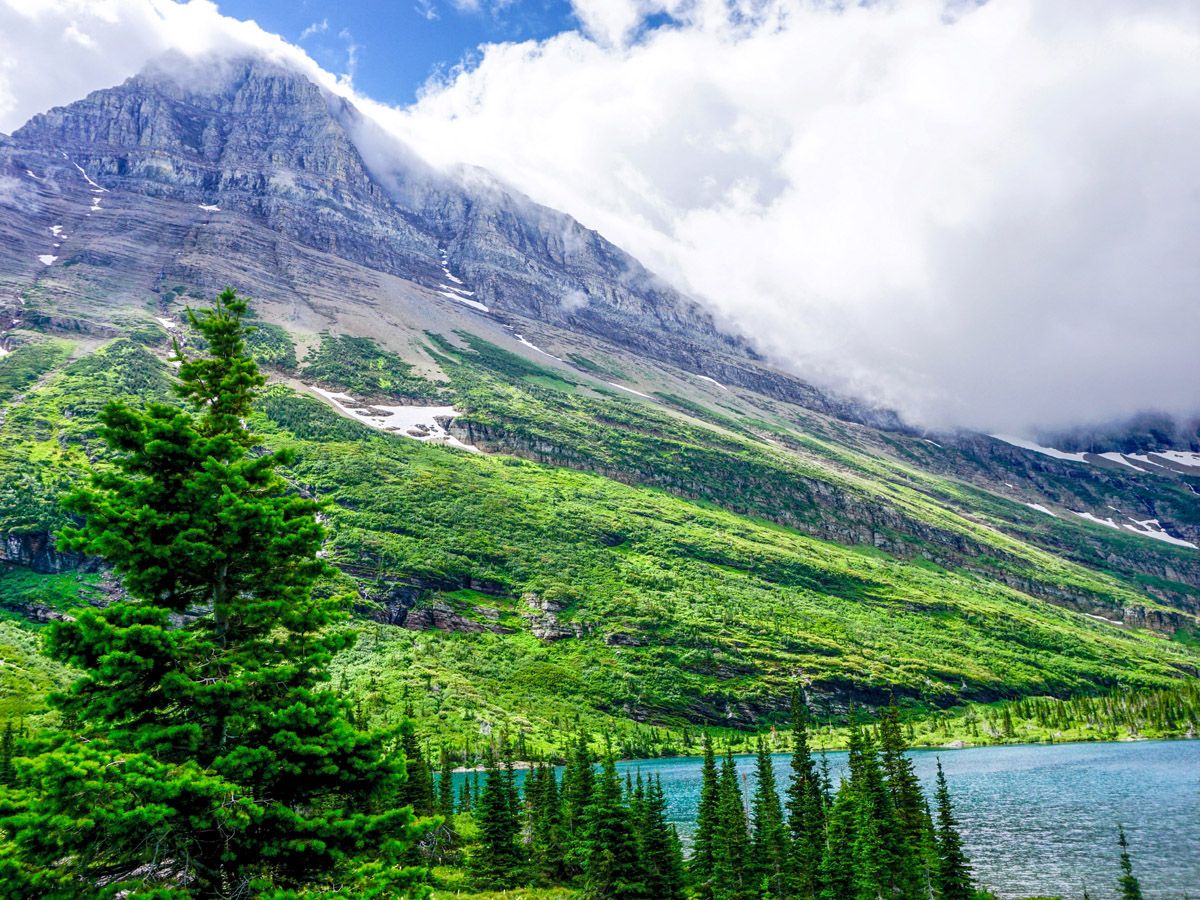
[785, 698, 826, 897]
[691, 733, 722, 896]
[713, 747, 751, 900]
[528, 763, 567, 884]
[1117, 825, 1143, 900]
[459, 774, 474, 813]
[750, 739, 788, 899]
[819, 783, 857, 900]
[845, 727, 896, 900]
[933, 760, 972, 900]
[878, 703, 933, 897]
[638, 774, 686, 900]
[397, 717, 436, 816]
[561, 731, 595, 876]
[438, 747, 456, 819]
[583, 755, 646, 898]
[0, 723, 14, 787]
[0, 289, 425, 897]
[469, 744, 525, 888]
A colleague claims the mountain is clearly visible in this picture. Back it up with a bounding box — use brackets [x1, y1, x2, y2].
[0, 54, 1197, 746]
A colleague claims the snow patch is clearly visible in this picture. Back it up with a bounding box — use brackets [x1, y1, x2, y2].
[49, 225, 62, 236]
[992, 434, 1089, 462]
[1086, 613, 1125, 626]
[309, 386, 478, 451]
[155, 317, 178, 332]
[70, 161, 106, 191]
[1123, 517, 1198, 549]
[198, 203, 220, 212]
[0, 346, 8, 357]
[514, 334, 563, 362]
[1025, 503, 1056, 517]
[37, 254, 56, 265]
[606, 382, 653, 399]
[89, 196, 102, 212]
[1071, 511, 1120, 529]
[696, 374, 729, 391]
[1149, 451, 1200, 470]
[1098, 452, 1142, 471]
[437, 290, 489, 313]
[923, 438, 943, 448]
[24, 169, 40, 180]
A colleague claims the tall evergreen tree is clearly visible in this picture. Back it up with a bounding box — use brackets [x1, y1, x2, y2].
[0, 723, 13, 788]
[750, 739, 789, 899]
[437, 747, 456, 819]
[638, 775, 686, 900]
[713, 748, 751, 900]
[397, 717, 436, 816]
[845, 727, 898, 900]
[528, 764, 567, 884]
[458, 774, 474, 813]
[785, 698, 826, 898]
[818, 783, 857, 900]
[561, 732, 595, 876]
[690, 733, 722, 897]
[469, 745, 524, 888]
[878, 704, 933, 898]
[0, 289, 425, 897]
[583, 756, 646, 898]
[933, 761, 972, 900]
[1117, 825, 1143, 900]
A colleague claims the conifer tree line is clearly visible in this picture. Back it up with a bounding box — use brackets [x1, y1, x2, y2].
[391, 694, 979, 900]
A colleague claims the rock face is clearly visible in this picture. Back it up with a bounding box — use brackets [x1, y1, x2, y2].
[5, 54, 855, 402]
[520, 592, 582, 642]
[0, 531, 91, 574]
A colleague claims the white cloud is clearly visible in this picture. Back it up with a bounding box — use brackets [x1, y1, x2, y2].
[1, 0, 1198, 434]
[0, 0, 345, 128]
[298, 18, 328, 41]
[390, 0, 1200, 432]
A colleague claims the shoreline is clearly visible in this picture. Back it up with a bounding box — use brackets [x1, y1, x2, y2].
[449, 734, 1196, 771]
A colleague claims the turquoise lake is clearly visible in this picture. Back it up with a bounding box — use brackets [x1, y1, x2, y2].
[457, 739, 1199, 898]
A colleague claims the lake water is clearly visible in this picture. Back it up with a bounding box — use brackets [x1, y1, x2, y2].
[614, 740, 1200, 899]
[456, 739, 1199, 898]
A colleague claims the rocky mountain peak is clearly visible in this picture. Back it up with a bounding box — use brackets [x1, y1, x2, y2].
[2, 51, 893, 421]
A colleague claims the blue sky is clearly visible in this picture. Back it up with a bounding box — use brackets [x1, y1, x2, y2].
[219, 0, 579, 104]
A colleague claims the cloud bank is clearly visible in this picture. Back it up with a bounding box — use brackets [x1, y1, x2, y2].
[2, 0, 1198, 433]
[0, 0, 351, 128]
[391, 0, 1200, 432]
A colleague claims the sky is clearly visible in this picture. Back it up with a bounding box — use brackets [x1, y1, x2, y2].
[0, 0, 1198, 435]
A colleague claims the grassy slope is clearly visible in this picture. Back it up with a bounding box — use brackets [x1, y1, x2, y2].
[0, 332, 1198, 760]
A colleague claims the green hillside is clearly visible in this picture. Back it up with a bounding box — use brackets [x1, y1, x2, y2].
[0, 319, 1196, 759]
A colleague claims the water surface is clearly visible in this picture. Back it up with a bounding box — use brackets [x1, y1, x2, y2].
[614, 740, 1199, 899]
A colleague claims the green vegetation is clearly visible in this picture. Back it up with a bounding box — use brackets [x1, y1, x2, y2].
[301, 332, 450, 401]
[243, 319, 297, 368]
[0, 325, 1197, 762]
[0, 339, 72, 404]
[0, 292, 1193, 897]
[0, 292, 426, 897]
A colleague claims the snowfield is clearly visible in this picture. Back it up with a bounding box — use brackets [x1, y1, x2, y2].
[309, 386, 478, 451]
[991, 434, 1089, 462]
